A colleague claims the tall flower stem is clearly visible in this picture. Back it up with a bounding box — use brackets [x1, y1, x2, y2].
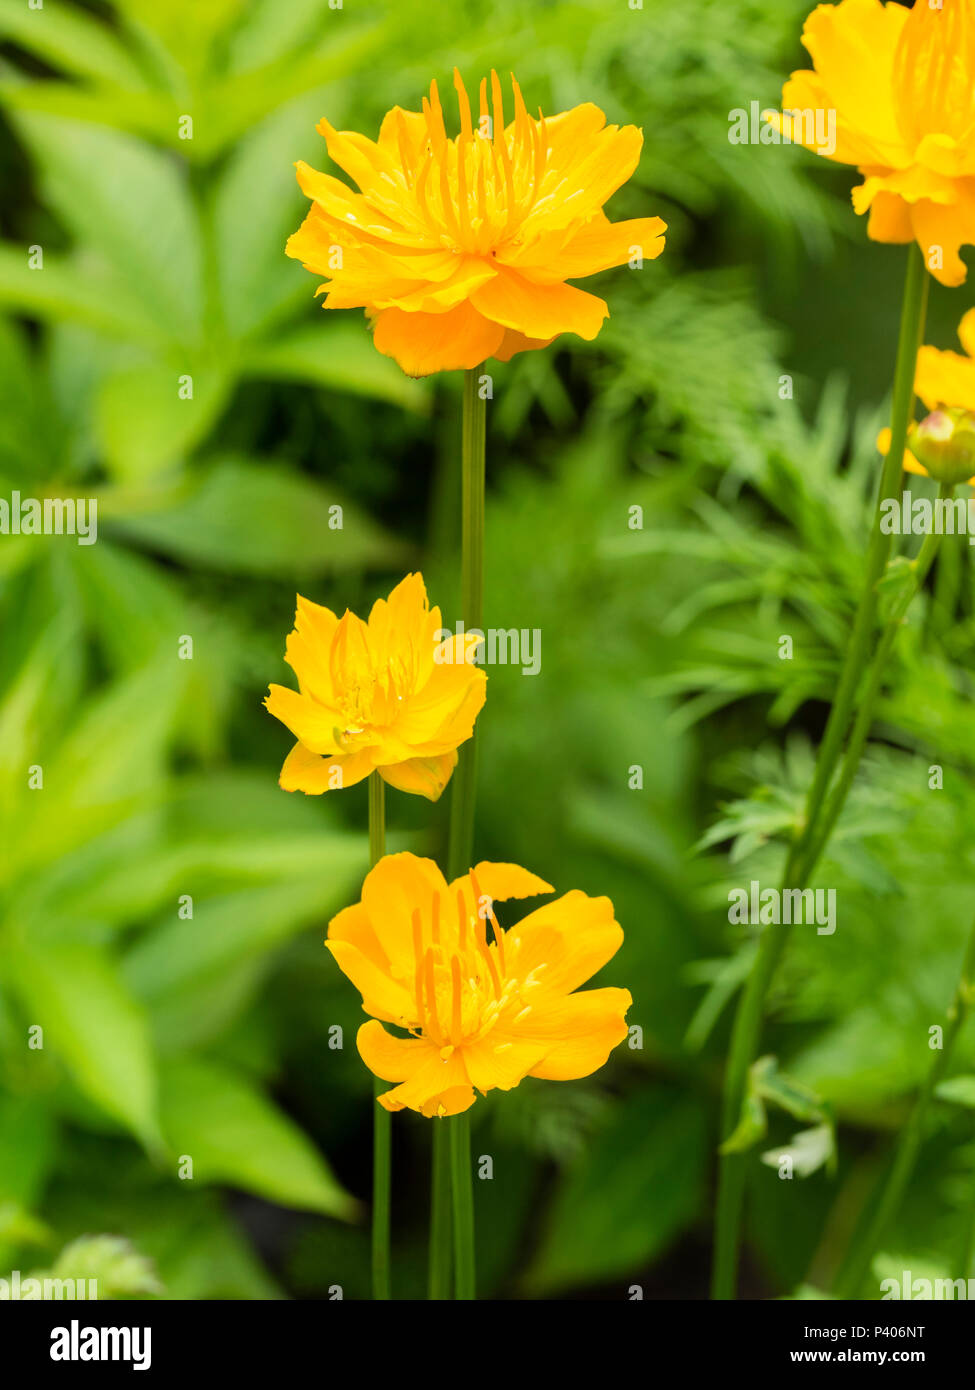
[447, 368, 486, 881]
[449, 1111, 476, 1300]
[434, 369, 486, 1301]
[834, 908, 975, 1297]
[428, 1125, 452, 1298]
[711, 246, 930, 1300]
[368, 771, 391, 1301]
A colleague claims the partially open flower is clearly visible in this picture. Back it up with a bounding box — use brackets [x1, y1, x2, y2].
[286, 69, 666, 375]
[265, 574, 485, 799]
[327, 853, 632, 1116]
[770, 0, 975, 286]
[878, 308, 975, 484]
[907, 407, 975, 485]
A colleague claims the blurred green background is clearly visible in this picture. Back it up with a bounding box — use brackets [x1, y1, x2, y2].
[1, 0, 974, 1300]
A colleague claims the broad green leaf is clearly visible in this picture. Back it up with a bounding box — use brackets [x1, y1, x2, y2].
[212, 92, 333, 341]
[94, 361, 230, 480]
[0, 247, 163, 352]
[123, 868, 364, 1007]
[10, 112, 203, 342]
[106, 456, 408, 575]
[7, 942, 160, 1148]
[158, 1057, 356, 1218]
[0, 0, 149, 87]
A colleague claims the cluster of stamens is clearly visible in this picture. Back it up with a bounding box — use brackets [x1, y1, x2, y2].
[407, 871, 534, 1056]
[401, 70, 550, 256]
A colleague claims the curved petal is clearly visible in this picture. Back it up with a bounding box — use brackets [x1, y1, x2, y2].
[514, 986, 632, 1081]
[508, 890, 623, 996]
[372, 301, 504, 376]
[361, 852, 451, 977]
[379, 751, 458, 800]
[325, 940, 416, 1024]
[374, 1046, 474, 1115]
[472, 267, 608, 341]
[357, 1020, 433, 1081]
[265, 685, 344, 755]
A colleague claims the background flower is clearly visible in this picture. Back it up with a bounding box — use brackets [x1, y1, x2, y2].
[286, 69, 666, 374]
[772, 0, 975, 286]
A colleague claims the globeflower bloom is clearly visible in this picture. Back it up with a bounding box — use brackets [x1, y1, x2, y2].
[878, 309, 975, 484]
[265, 573, 485, 800]
[327, 853, 632, 1116]
[772, 0, 975, 286]
[285, 69, 666, 376]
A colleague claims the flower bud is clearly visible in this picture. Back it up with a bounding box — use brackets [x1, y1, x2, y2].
[907, 407, 975, 485]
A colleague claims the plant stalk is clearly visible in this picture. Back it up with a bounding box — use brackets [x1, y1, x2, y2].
[711, 245, 930, 1299]
[368, 771, 391, 1301]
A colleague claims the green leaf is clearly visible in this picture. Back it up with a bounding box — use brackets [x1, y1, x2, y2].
[524, 1088, 706, 1294]
[244, 321, 429, 413]
[94, 362, 230, 480]
[158, 1057, 357, 1219]
[0, 0, 150, 87]
[10, 112, 203, 342]
[7, 942, 160, 1148]
[935, 1075, 975, 1109]
[38, 1235, 163, 1299]
[107, 456, 408, 576]
[761, 1124, 835, 1179]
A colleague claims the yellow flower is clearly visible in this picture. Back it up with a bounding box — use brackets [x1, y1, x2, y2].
[327, 853, 632, 1116]
[772, 0, 975, 286]
[265, 573, 485, 800]
[877, 308, 975, 483]
[285, 69, 666, 376]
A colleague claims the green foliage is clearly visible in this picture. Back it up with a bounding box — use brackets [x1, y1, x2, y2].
[1, 0, 972, 1301]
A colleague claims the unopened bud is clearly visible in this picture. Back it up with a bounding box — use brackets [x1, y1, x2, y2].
[907, 407, 975, 485]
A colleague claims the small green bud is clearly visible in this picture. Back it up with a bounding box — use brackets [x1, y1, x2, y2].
[907, 407, 975, 484]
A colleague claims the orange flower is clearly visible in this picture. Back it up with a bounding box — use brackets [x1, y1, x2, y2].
[877, 309, 975, 483]
[327, 853, 632, 1116]
[265, 573, 485, 800]
[285, 69, 665, 376]
[771, 0, 975, 286]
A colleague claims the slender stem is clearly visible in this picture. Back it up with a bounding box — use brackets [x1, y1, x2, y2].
[449, 1112, 476, 1300]
[711, 246, 930, 1300]
[447, 369, 486, 883]
[785, 245, 929, 884]
[428, 1123, 452, 1298]
[834, 910, 975, 1297]
[368, 771, 391, 1301]
[797, 491, 950, 883]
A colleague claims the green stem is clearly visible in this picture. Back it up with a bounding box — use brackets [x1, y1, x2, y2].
[428, 1123, 452, 1298]
[785, 244, 928, 886]
[449, 1112, 476, 1300]
[446, 369, 486, 883]
[368, 771, 391, 1301]
[834, 909, 975, 1297]
[711, 245, 930, 1301]
[796, 490, 950, 884]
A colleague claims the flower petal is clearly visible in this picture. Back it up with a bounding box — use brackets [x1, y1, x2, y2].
[379, 751, 458, 800]
[515, 987, 632, 1081]
[372, 301, 504, 376]
[472, 267, 608, 342]
[357, 1020, 433, 1081]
